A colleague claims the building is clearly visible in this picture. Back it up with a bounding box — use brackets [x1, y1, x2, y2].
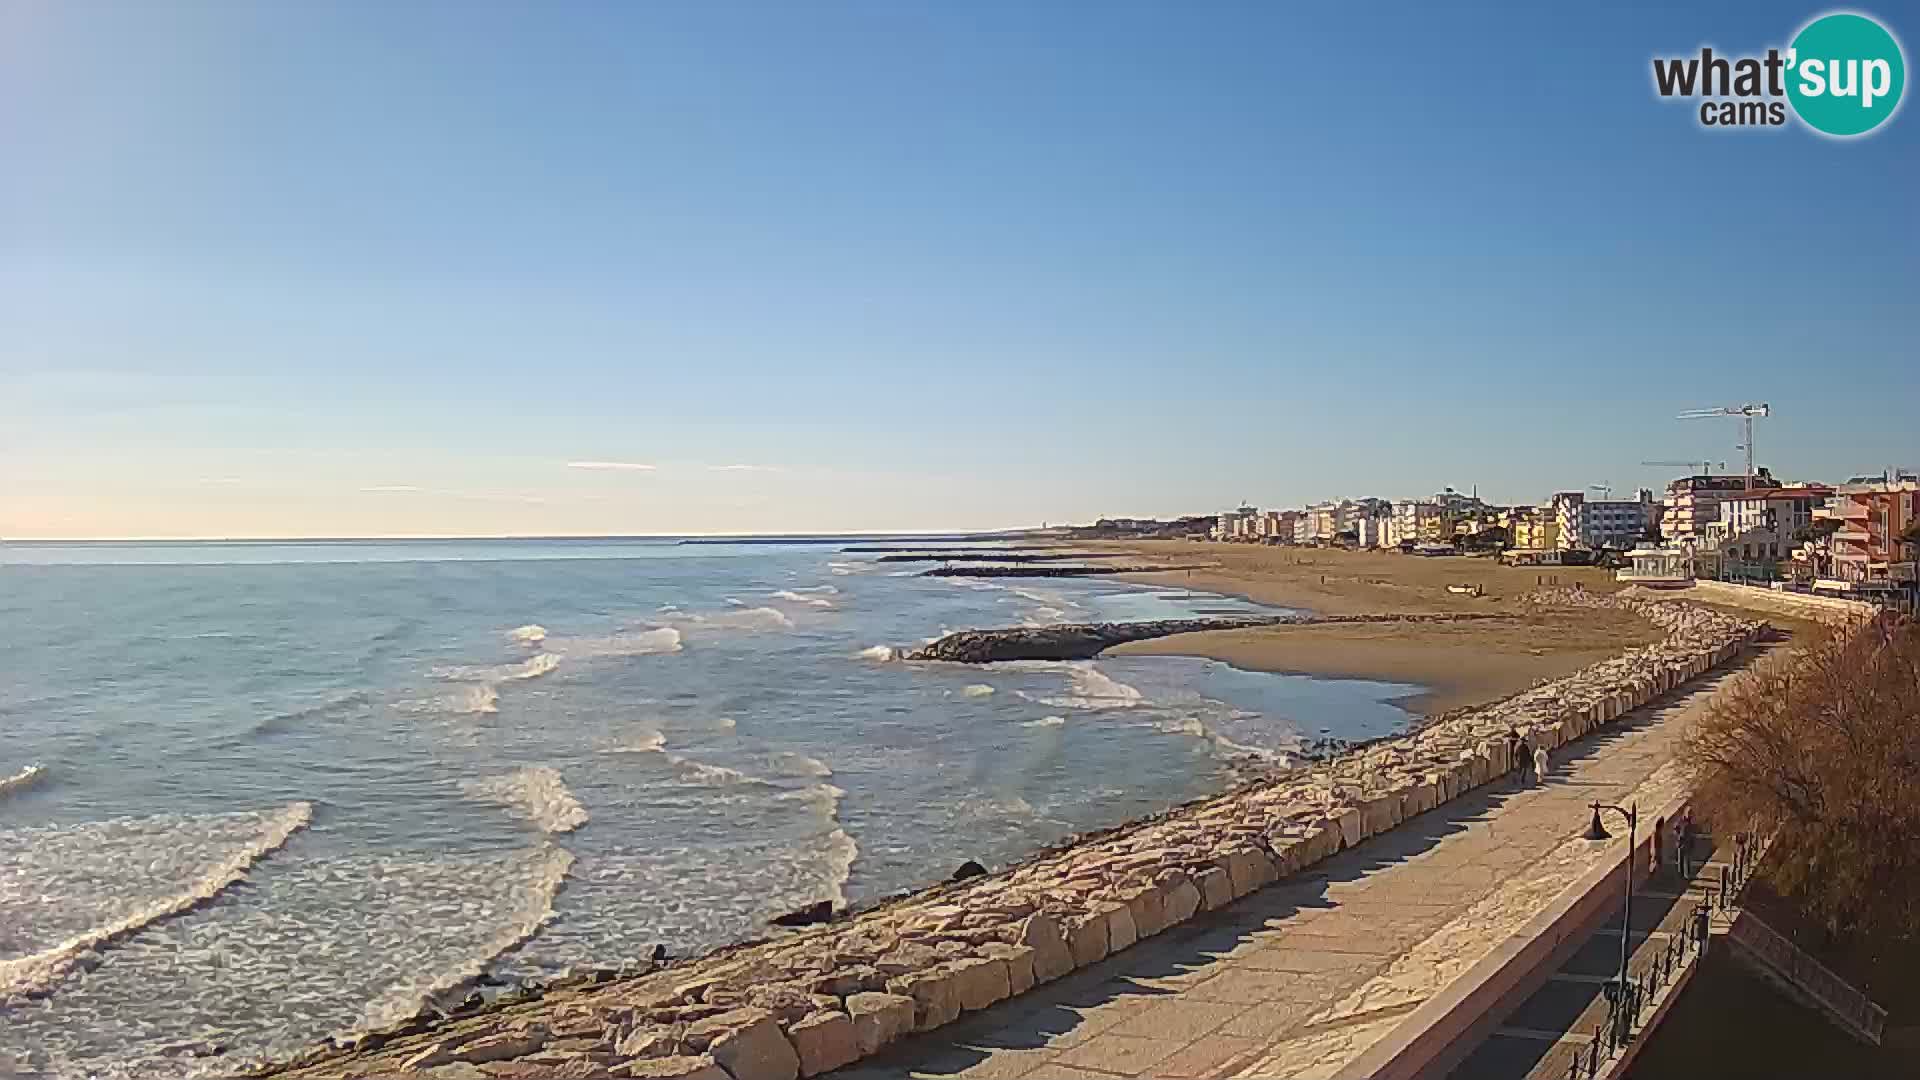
[1659, 470, 1775, 544]
[1703, 485, 1833, 578]
[1392, 500, 1445, 545]
[1259, 509, 1301, 541]
[1212, 504, 1260, 541]
[1551, 490, 1657, 551]
[1808, 479, 1920, 592]
[1509, 507, 1560, 552]
[1352, 514, 1388, 549]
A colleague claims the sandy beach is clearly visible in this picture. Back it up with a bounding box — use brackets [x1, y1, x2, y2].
[1099, 541, 1664, 713]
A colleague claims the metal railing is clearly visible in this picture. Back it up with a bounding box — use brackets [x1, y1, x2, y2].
[1562, 833, 1760, 1079]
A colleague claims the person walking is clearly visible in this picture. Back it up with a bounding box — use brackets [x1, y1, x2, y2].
[1507, 729, 1527, 788]
[1673, 816, 1690, 879]
[1532, 743, 1549, 786]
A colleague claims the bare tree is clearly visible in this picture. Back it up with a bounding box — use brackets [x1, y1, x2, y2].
[1681, 616, 1920, 940]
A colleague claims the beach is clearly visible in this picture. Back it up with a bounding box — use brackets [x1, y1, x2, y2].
[1098, 541, 1664, 713]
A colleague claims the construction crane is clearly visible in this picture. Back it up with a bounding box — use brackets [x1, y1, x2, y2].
[1588, 483, 1614, 499]
[1677, 404, 1770, 490]
[1641, 459, 1727, 479]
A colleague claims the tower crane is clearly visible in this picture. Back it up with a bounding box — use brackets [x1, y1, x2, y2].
[1676, 404, 1770, 490]
[1641, 459, 1727, 476]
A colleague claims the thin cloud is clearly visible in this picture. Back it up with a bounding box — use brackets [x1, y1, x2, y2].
[362, 485, 424, 493]
[566, 460, 657, 471]
[708, 464, 781, 472]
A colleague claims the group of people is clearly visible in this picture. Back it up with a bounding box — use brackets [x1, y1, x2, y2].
[1507, 728, 1550, 787]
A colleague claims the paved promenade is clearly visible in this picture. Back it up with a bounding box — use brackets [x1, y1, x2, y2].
[830, 666, 1747, 1080]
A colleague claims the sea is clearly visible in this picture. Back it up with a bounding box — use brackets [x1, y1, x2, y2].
[0, 537, 1419, 1077]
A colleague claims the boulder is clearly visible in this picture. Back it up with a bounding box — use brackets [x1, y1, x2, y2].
[770, 901, 835, 928]
[786, 1011, 858, 1078]
[1162, 876, 1202, 925]
[947, 955, 1012, 1011]
[1194, 866, 1233, 911]
[613, 1055, 731, 1080]
[949, 860, 988, 882]
[1014, 914, 1073, 983]
[1065, 912, 1111, 968]
[697, 1010, 799, 1080]
[843, 992, 915, 1056]
[885, 967, 961, 1032]
[1118, 882, 1167, 938]
[979, 942, 1036, 995]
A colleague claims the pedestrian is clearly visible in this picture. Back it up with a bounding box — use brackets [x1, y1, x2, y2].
[1532, 744, 1549, 786]
[1673, 817, 1690, 879]
[1507, 728, 1525, 787]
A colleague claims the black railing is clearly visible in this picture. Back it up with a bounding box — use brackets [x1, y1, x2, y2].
[1563, 833, 1760, 1079]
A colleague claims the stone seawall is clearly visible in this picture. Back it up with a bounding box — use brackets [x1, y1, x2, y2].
[258, 594, 1765, 1080]
[908, 612, 1508, 663]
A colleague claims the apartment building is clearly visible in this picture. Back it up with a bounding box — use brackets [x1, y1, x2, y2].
[1659, 470, 1775, 544]
[1509, 508, 1560, 552]
[1811, 479, 1920, 586]
[1551, 490, 1657, 551]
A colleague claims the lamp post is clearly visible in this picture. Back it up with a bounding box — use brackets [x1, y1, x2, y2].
[1585, 801, 1638, 1042]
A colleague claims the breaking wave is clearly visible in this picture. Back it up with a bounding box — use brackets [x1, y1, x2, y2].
[1022, 715, 1067, 729]
[765, 751, 833, 778]
[507, 624, 547, 645]
[0, 802, 313, 1003]
[1035, 664, 1145, 710]
[548, 627, 683, 659]
[352, 844, 574, 1034]
[606, 731, 667, 755]
[0, 763, 48, 801]
[857, 645, 897, 662]
[251, 690, 372, 737]
[430, 652, 560, 683]
[678, 606, 793, 632]
[460, 766, 590, 834]
[771, 588, 835, 609]
[962, 684, 996, 698]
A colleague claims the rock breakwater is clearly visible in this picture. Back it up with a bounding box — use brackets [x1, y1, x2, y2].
[255, 594, 1765, 1080]
[908, 612, 1510, 663]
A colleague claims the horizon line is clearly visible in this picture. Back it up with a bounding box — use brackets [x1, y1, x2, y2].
[2, 527, 1041, 544]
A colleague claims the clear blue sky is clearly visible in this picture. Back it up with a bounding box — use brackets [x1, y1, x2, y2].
[3, 1, 1914, 537]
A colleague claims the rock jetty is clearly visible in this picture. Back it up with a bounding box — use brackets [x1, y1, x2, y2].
[908, 612, 1509, 663]
[922, 564, 1203, 578]
[254, 592, 1765, 1080]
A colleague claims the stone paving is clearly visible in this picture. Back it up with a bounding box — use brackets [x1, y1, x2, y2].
[828, 665, 1752, 1080]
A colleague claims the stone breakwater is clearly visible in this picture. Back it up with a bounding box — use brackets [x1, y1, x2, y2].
[256, 594, 1765, 1080]
[907, 612, 1508, 663]
[922, 564, 1205, 578]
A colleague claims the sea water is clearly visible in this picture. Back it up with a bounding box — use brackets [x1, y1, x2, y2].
[0, 538, 1417, 1077]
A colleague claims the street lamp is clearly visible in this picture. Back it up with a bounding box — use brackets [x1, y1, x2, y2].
[1584, 801, 1639, 1042]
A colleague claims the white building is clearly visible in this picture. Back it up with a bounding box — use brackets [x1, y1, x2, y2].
[1551, 490, 1656, 551]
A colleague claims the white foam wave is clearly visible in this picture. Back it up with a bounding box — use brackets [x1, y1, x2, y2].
[606, 731, 667, 755]
[1038, 664, 1145, 710]
[827, 561, 869, 575]
[819, 828, 859, 909]
[765, 751, 833, 778]
[680, 606, 793, 631]
[669, 757, 763, 788]
[430, 652, 559, 683]
[0, 764, 47, 800]
[962, 684, 996, 698]
[506, 624, 547, 644]
[857, 645, 897, 662]
[549, 627, 683, 659]
[771, 589, 834, 609]
[0, 802, 313, 1003]
[351, 844, 574, 1034]
[461, 766, 590, 834]
[1022, 715, 1067, 729]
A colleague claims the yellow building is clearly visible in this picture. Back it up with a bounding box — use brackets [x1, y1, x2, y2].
[1510, 511, 1560, 551]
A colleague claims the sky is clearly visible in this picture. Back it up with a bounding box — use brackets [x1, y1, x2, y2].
[2, 1, 1915, 539]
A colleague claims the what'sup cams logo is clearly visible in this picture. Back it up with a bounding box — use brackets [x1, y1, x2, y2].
[1653, 10, 1905, 136]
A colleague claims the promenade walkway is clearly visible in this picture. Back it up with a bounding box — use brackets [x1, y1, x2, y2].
[829, 664, 1750, 1080]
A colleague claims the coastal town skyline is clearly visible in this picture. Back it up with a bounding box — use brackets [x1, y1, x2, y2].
[5, 0, 1915, 539]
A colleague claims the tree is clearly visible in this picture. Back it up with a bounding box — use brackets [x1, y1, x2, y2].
[1681, 618, 1920, 941]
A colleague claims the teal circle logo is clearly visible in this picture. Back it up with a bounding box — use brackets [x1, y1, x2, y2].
[1786, 12, 1906, 136]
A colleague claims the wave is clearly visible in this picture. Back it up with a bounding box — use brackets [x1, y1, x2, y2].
[857, 645, 897, 662]
[430, 652, 560, 683]
[0, 802, 313, 1003]
[251, 690, 372, 736]
[818, 828, 859, 909]
[770, 589, 834, 609]
[1035, 664, 1145, 710]
[605, 730, 667, 755]
[506, 624, 547, 645]
[827, 561, 868, 575]
[679, 606, 793, 632]
[548, 627, 683, 659]
[765, 751, 833, 778]
[962, 684, 995, 698]
[460, 767, 590, 834]
[0, 763, 48, 801]
[351, 844, 574, 1034]
[1022, 715, 1067, 729]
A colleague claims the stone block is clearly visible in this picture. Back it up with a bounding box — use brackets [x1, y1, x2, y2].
[1119, 881, 1167, 938]
[1361, 794, 1397, 838]
[1194, 866, 1233, 911]
[614, 1055, 732, 1080]
[1065, 911, 1111, 968]
[947, 955, 1011, 1012]
[884, 968, 960, 1032]
[1106, 900, 1139, 952]
[844, 992, 915, 1056]
[1223, 847, 1274, 896]
[980, 942, 1036, 995]
[1014, 914, 1073, 983]
[702, 1010, 799, 1080]
[1401, 780, 1437, 820]
[786, 1011, 858, 1078]
[1162, 876, 1202, 925]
